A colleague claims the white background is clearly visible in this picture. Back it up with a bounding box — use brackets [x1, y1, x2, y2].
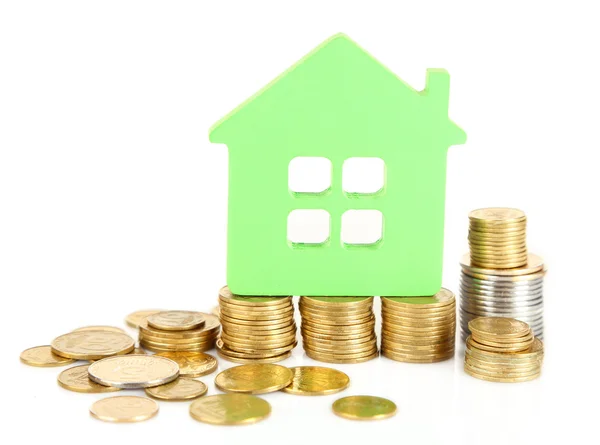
[1, 1, 597, 444]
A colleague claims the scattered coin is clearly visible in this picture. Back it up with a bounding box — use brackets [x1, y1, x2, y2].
[72, 326, 127, 334]
[153, 351, 218, 377]
[90, 396, 158, 423]
[214, 363, 293, 394]
[145, 378, 208, 401]
[464, 317, 543, 382]
[189, 394, 271, 425]
[20, 345, 76, 367]
[57, 364, 120, 393]
[332, 395, 397, 421]
[88, 354, 179, 389]
[147, 311, 206, 331]
[125, 309, 163, 328]
[51, 331, 135, 360]
[282, 366, 350, 396]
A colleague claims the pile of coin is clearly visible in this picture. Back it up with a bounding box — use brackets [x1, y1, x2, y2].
[468, 208, 527, 269]
[216, 286, 297, 363]
[460, 208, 545, 340]
[464, 317, 543, 382]
[381, 289, 456, 363]
[138, 310, 220, 353]
[299, 296, 378, 363]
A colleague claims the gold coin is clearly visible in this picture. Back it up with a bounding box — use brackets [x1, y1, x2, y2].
[465, 355, 540, 372]
[214, 363, 293, 394]
[139, 314, 220, 338]
[468, 317, 530, 338]
[219, 306, 294, 320]
[332, 395, 397, 421]
[51, 331, 135, 360]
[190, 393, 271, 425]
[302, 334, 376, 347]
[57, 365, 121, 393]
[90, 396, 158, 423]
[469, 208, 526, 223]
[305, 340, 376, 355]
[88, 355, 179, 389]
[463, 366, 541, 383]
[72, 325, 127, 334]
[141, 342, 215, 353]
[147, 311, 205, 331]
[153, 351, 218, 377]
[468, 338, 531, 353]
[304, 347, 378, 360]
[464, 362, 540, 378]
[145, 378, 208, 401]
[382, 350, 454, 363]
[20, 345, 77, 367]
[460, 253, 544, 277]
[382, 288, 455, 308]
[220, 314, 294, 327]
[300, 313, 374, 326]
[223, 322, 296, 334]
[215, 339, 297, 359]
[306, 350, 378, 364]
[216, 347, 292, 364]
[300, 296, 373, 310]
[466, 337, 544, 361]
[282, 366, 350, 396]
[301, 329, 374, 341]
[221, 328, 297, 342]
[125, 309, 163, 328]
[139, 332, 218, 345]
[221, 336, 296, 351]
[219, 285, 290, 307]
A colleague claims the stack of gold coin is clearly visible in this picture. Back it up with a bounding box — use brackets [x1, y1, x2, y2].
[299, 296, 378, 364]
[464, 317, 543, 382]
[381, 289, 456, 363]
[468, 208, 528, 269]
[138, 311, 220, 353]
[216, 286, 297, 363]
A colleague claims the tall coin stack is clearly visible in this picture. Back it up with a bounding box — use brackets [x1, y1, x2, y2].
[216, 286, 297, 363]
[460, 208, 545, 340]
[138, 311, 220, 352]
[299, 296, 378, 364]
[464, 317, 544, 382]
[381, 289, 456, 363]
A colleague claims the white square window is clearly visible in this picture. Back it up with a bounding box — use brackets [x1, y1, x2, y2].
[341, 210, 383, 245]
[342, 157, 385, 194]
[287, 209, 330, 245]
[288, 157, 332, 194]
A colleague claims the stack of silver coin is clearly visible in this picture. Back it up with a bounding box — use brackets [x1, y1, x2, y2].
[459, 208, 546, 341]
[459, 256, 545, 340]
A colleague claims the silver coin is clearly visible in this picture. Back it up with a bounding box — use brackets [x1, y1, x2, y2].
[88, 355, 179, 389]
[460, 281, 545, 292]
[460, 291, 545, 303]
[460, 307, 544, 318]
[460, 296, 544, 308]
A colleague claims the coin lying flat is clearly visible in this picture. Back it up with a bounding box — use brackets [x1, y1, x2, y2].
[51, 331, 135, 360]
[90, 396, 158, 423]
[88, 355, 179, 389]
[145, 377, 207, 401]
[214, 363, 293, 394]
[20, 345, 76, 367]
[147, 311, 205, 331]
[189, 394, 271, 425]
[72, 326, 127, 334]
[154, 351, 218, 377]
[125, 309, 163, 328]
[332, 396, 397, 421]
[57, 365, 120, 393]
[282, 367, 350, 396]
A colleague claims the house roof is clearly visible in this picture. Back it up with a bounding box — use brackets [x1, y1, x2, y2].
[209, 33, 466, 148]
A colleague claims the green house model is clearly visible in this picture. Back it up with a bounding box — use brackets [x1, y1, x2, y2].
[209, 33, 466, 297]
